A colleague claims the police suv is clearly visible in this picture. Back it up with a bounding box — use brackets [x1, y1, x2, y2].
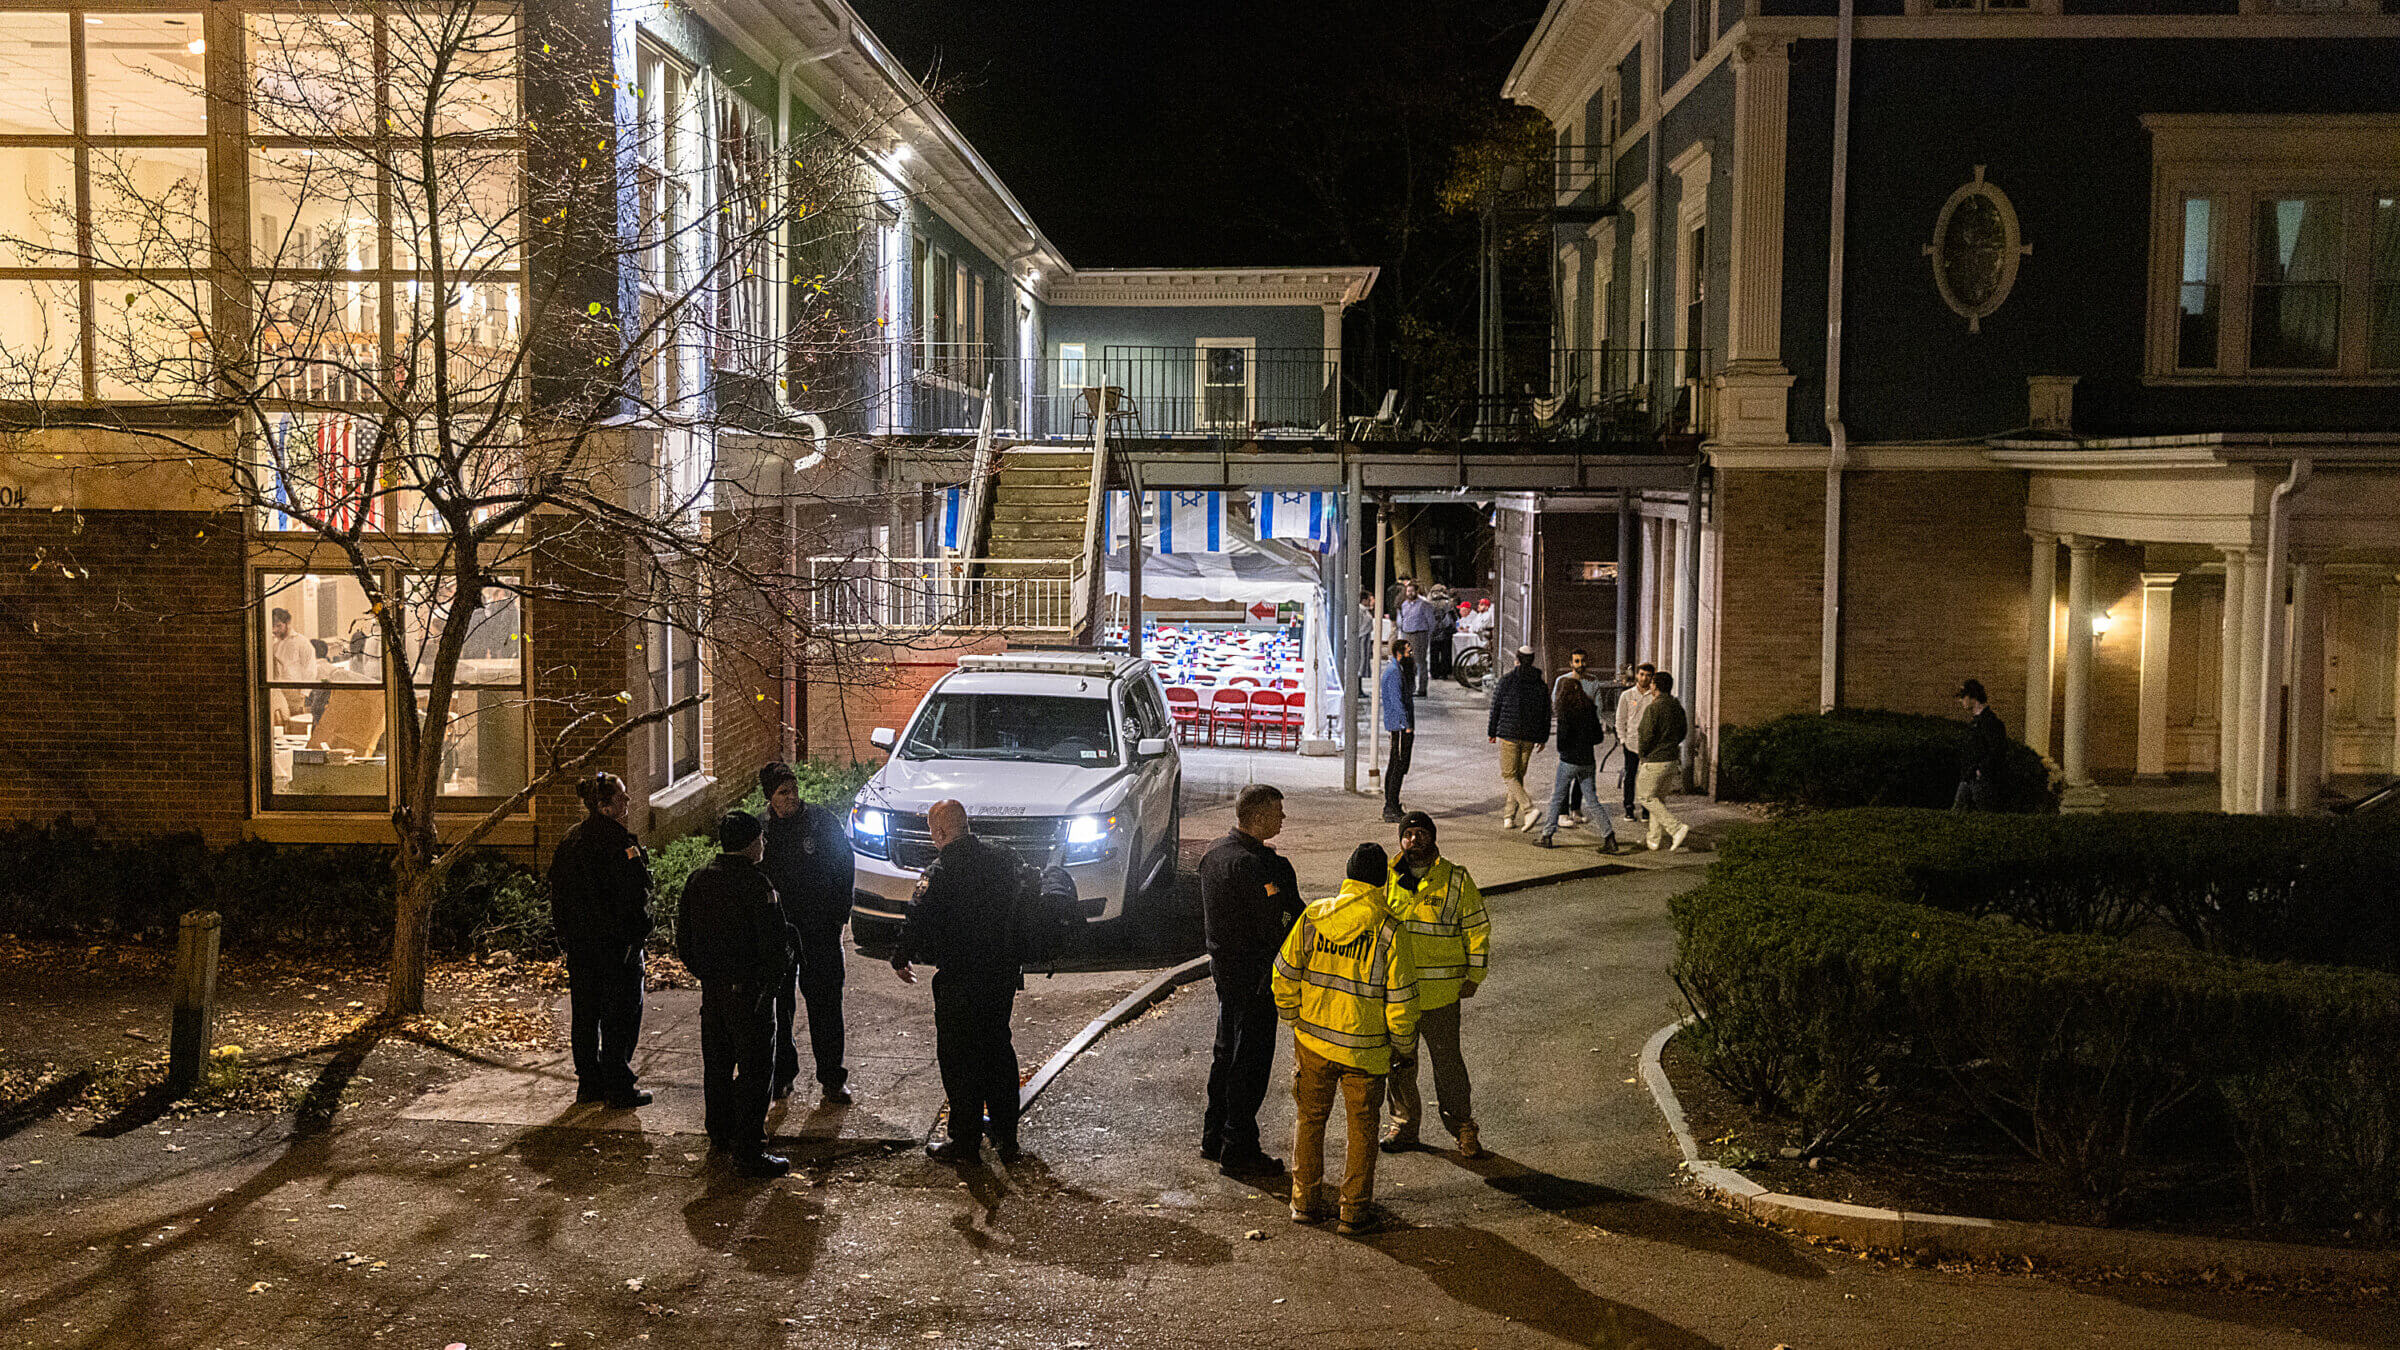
[848, 651, 1182, 943]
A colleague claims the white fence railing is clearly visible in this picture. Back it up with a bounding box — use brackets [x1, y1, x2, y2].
[808, 556, 1083, 633]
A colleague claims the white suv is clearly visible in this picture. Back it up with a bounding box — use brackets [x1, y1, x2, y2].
[848, 651, 1182, 943]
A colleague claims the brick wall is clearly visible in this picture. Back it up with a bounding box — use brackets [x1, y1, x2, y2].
[526, 513, 638, 847]
[805, 634, 1007, 765]
[1712, 470, 1826, 736]
[0, 508, 249, 841]
[1837, 470, 2031, 732]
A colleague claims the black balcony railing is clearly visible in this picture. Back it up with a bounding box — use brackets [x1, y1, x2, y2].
[1432, 346, 1711, 446]
[1043, 346, 1340, 440]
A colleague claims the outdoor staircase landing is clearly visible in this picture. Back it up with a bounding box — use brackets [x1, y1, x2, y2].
[981, 447, 1094, 579]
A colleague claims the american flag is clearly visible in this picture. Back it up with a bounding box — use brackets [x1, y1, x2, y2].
[268, 413, 375, 533]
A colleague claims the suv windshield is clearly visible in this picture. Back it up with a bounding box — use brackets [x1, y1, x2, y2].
[900, 692, 1119, 766]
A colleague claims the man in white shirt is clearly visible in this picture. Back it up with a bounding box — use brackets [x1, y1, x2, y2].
[1613, 663, 1654, 824]
[268, 607, 317, 732]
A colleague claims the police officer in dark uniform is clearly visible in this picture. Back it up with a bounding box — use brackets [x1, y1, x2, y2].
[547, 772, 654, 1109]
[1197, 782, 1304, 1175]
[675, 811, 792, 1179]
[891, 798, 1030, 1164]
[758, 761, 858, 1104]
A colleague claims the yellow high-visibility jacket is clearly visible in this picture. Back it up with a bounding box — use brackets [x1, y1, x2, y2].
[1272, 880, 1420, 1074]
[1384, 854, 1488, 1011]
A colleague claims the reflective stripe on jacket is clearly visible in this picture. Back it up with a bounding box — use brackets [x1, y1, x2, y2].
[1272, 880, 1419, 1074]
[1383, 855, 1489, 1011]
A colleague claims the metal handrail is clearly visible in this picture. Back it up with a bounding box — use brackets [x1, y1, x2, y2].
[807, 555, 1084, 632]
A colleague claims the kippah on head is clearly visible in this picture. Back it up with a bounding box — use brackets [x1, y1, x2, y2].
[718, 810, 763, 851]
[1398, 810, 1436, 838]
[758, 760, 797, 795]
[1346, 842, 1389, 885]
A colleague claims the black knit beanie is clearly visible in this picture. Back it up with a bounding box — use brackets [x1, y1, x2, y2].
[718, 811, 764, 852]
[1346, 843, 1389, 885]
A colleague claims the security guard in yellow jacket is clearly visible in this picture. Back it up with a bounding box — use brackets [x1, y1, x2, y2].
[1272, 843, 1419, 1235]
[1380, 811, 1490, 1158]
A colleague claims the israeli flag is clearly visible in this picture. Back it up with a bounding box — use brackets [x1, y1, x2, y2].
[1155, 490, 1224, 554]
[1254, 490, 1335, 553]
[941, 487, 965, 551]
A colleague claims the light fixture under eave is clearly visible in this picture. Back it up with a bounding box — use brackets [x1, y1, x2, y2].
[2091, 613, 2114, 637]
[890, 142, 914, 164]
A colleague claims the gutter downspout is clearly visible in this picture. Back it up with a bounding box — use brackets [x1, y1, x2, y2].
[1819, 0, 1855, 713]
[784, 413, 827, 762]
[2251, 454, 2311, 813]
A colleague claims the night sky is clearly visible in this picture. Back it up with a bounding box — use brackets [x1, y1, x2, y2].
[850, 0, 1551, 271]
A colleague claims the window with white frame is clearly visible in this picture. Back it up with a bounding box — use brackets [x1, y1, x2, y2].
[1058, 341, 1087, 389]
[635, 41, 701, 416]
[646, 604, 704, 789]
[713, 85, 776, 381]
[2146, 116, 2400, 379]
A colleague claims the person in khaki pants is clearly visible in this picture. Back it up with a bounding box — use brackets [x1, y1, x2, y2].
[1635, 670, 1692, 851]
[1485, 646, 1551, 831]
[1273, 844, 1419, 1236]
[1378, 812, 1490, 1159]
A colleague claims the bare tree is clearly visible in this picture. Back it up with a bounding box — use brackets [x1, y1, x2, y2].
[0, 3, 911, 1011]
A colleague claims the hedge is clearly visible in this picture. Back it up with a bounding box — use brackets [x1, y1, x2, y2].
[1717, 709, 2058, 813]
[1673, 809, 2400, 1233]
[0, 759, 877, 960]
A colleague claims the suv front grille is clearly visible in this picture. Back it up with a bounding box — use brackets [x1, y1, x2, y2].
[887, 813, 1064, 872]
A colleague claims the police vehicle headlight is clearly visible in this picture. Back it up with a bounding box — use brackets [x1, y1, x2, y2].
[1063, 812, 1115, 862]
[850, 806, 890, 859]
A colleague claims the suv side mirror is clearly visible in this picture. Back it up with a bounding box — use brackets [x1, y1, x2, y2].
[869, 727, 896, 751]
[1136, 737, 1169, 759]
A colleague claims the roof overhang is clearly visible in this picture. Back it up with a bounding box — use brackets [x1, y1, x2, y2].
[1045, 268, 1380, 309]
[1502, 0, 1656, 123]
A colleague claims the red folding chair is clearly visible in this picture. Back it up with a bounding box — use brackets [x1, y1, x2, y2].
[1245, 689, 1285, 749]
[1270, 677, 1299, 690]
[1165, 686, 1204, 744]
[1207, 687, 1251, 747]
[1273, 693, 1306, 750]
[1228, 674, 1261, 687]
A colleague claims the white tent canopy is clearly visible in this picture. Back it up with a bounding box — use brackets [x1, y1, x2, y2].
[1102, 533, 1322, 604]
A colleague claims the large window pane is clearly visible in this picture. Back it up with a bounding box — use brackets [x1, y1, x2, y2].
[88, 146, 209, 267]
[0, 147, 77, 265]
[247, 14, 375, 136]
[389, 150, 520, 270]
[257, 412, 384, 532]
[387, 7, 519, 134]
[422, 688, 526, 796]
[251, 148, 380, 271]
[2176, 196, 2220, 370]
[260, 571, 389, 801]
[2250, 196, 2342, 370]
[401, 575, 524, 684]
[0, 278, 80, 399]
[2373, 195, 2399, 371]
[396, 279, 520, 396]
[0, 13, 75, 134]
[91, 276, 210, 399]
[83, 13, 206, 135]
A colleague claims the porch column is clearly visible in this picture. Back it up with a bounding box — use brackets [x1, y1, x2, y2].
[2218, 551, 2248, 811]
[1321, 304, 1344, 431]
[2287, 560, 2325, 813]
[2060, 536, 2100, 806]
[2023, 533, 2056, 760]
[2235, 549, 2269, 813]
[1615, 491, 1635, 669]
[1717, 38, 1797, 444]
[2136, 572, 2178, 779]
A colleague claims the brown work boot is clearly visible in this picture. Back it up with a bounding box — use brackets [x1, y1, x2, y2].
[1454, 1122, 1486, 1160]
[1378, 1123, 1421, 1153]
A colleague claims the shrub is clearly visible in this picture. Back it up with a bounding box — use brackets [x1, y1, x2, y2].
[1717, 709, 2057, 813]
[1674, 810, 2400, 1231]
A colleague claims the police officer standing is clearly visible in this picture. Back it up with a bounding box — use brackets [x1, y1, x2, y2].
[675, 811, 792, 1179]
[758, 761, 857, 1104]
[1197, 783, 1303, 1176]
[547, 772, 653, 1109]
[892, 799, 1031, 1164]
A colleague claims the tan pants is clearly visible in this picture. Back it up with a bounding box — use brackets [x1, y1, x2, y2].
[1388, 998, 1474, 1138]
[1292, 1043, 1386, 1220]
[1498, 738, 1537, 822]
[1636, 759, 1687, 847]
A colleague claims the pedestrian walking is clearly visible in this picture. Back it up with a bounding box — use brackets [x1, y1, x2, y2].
[892, 799, 1031, 1163]
[1953, 679, 2009, 811]
[675, 811, 791, 1178]
[1379, 812, 1489, 1160]
[1614, 663, 1655, 824]
[1636, 670, 1692, 851]
[1397, 579, 1438, 697]
[1550, 649, 1601, 823]
[1540, 680, 1620, 853]
[1429, 586, 1458, 679]
[1197, 784, 1304, 1177]
[1274, 843, 1419, 1235]
[546, 771, 653, 1110]
[1380, 638, 1416, 823]
[1486, 645, 1551, 832]
[757, 761, 858, 1106]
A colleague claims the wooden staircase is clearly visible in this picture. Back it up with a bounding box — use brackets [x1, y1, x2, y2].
[979, 447, 1094, 580]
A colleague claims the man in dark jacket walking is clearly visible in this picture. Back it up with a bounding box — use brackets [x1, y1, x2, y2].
[1487, 646, 1552, 831]
[893, 799, 1033, 1163]
[1953, 679, 2009, 811]
[1197, 784, 1304, 1176]
[547, 772, 654, 1109]
[676, 811, 792, 1179]
[757, 761, 858, 1104]
[1636, 671, 1692, 852]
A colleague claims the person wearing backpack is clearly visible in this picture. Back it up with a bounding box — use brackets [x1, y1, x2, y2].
[891, 799, 1033, 1164]
[1197, 784, 1304, 1178]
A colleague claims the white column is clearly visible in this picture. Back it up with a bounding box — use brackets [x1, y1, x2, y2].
[2061, 536, 2098, 799]
[1321, 303, 1345, 431]
[1717, 38, 1796, 444]
[2136, 572, 2178, 779]
[2218, 551, 2248, 811]
[2235, 550, 2269, 813]
[2024, 533, 2056, 760]
[2287, 561, 2325, 812]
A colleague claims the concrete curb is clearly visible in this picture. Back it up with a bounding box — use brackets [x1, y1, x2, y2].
[1639, 1018, 2400, 1282]
[1017, 955, 1214, 1114]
